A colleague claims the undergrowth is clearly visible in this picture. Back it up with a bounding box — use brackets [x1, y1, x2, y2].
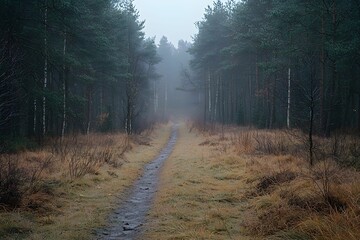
[0, 133, 132, 211]
[0, 124, 168, 239]
[191, 122, 360, 239]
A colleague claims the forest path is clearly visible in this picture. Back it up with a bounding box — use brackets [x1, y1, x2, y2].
[140, 123, 253, 240]
[97, 125, 178, 240]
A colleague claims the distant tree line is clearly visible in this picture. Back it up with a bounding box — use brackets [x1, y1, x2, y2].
[190, 0, 360, 135]
[0, 0, 159, 150]
[155, 36, 196, 121]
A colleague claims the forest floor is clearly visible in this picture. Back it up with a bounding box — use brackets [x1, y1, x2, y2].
[0, 123, 172, 239]
[141, 122, 360, 240]
[1, 122, 360, 239]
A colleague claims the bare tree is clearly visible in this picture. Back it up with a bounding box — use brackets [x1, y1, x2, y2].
[292, 54, 320, 166]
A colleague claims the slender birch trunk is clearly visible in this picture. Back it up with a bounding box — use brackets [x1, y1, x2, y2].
[164, 80, 167, 118]
[86, 88, 92, 135]
[248, 68, 252, 125]
[208, 70, 211, 119]
[33, 99, 37, 134]
[61, 29, 67, 139]
[204, 72, 207, 126]
[320, 12, 325, 133]
[154, 80, 156, 113]
[100, 86, 103, 115]
[214, 75, 220, 121]
[43, 0, 48, 136]
[154, 80, 158, 114]
[287, 68, 291, 129]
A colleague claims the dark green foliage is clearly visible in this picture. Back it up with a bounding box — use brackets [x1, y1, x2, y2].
[190, 0, 360, 135]
[0, 0, 159, 144]
[0, 137, 38, 154]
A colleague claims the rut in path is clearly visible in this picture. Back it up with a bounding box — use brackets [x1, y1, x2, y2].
[98, 125, 178, 240]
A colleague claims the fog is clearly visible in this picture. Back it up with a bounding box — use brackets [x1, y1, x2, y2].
[134, 0, 217, 45]
[132, 1, 219, 121]
[153, 37, 200, 122]
[1, 0, 358, 136]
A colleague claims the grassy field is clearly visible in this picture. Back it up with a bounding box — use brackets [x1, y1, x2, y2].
[142, 123, 360, 240]
[0, 124, 172, 239]
[1, 122, 360, 239]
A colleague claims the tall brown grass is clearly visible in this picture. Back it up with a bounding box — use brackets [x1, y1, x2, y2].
[0, 133, 131, 210]
[228, 128, 360, 239]
[0, 123, 173, 239]
[184, 122, 360, 239]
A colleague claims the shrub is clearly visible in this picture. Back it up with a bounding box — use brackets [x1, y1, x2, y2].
[231, 131, 254, 154]
[253, 131, 290, 155]
[0, 155, 24, 208]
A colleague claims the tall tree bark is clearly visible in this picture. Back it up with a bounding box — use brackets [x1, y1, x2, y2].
[164, 79, 167, 118]
[325, 0, 337, 136]
[320, 12, 325, 133]
[153, 80, 158, 114]
[309, 92, 314, 166]
[287, 68, 291, 128]
[33, 99, 37, 134]
[86, 86, 92, 135]
[214, 74, 220, 121]
[208, 69, 212, 118]
[204, 72, 207, 126]
[61, 29, 67, 139]
[43, 0, 48, 136]
[126, 93, 132, 135]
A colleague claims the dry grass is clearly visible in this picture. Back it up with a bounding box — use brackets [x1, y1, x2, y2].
[143, 123, 360, 240]
[232, 128, 360, 239]
[0, 123, 172, 239]
[142, 123, 255, 240]
[2, 122, 359, 239]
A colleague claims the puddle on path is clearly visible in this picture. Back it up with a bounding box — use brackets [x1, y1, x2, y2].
[97, 125, 178, 240]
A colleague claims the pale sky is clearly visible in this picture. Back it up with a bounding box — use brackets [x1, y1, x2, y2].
[133, 0, 217, 45]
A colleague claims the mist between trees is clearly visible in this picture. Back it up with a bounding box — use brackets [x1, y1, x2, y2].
[1, 0, 360, 152]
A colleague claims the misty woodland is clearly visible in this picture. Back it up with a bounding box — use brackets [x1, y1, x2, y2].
[1, 0, 360, 239]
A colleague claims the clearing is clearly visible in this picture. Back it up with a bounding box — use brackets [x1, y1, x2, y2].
[1, 122, 360, 240]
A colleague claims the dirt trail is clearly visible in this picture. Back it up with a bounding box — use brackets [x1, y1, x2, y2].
[97, 125, 178, 240]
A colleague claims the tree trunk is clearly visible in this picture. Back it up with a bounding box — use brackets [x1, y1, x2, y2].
[204, 72, 207, 126]
[126, 95, 132, 135]
[320, 12, 325, 133]
[86, 87, 92, 135]
[100, 86, 104, 115]
[164, 79, 167, 119]
[325, 1, 338, 137]
[309, 94, 314, 166]
[214, 74, 220, 121]
[33, 99, 37, 134]
[269, 76, 276, 129]
[154, 80, 157, 114]
[248, 67, 253, 125]
[208, 69, 212, 119]
[358, 94, 360, 131]
[287, 68, 291, 129]
[42, 0, 48, 136]
[61, 29, 67, 139]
